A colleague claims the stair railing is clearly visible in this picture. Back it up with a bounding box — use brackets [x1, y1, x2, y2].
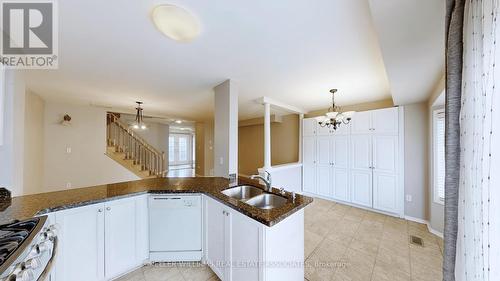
[106, 113, 166, 177]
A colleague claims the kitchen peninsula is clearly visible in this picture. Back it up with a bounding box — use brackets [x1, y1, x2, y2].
[0, 177, 312, 281]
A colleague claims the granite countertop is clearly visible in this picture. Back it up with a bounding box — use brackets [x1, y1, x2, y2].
[0, 177, 313, 227]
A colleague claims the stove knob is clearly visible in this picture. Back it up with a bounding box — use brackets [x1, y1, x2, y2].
[45, 229, 57, 240]
[35, 241, 50, 254]
[41, 225, 58, 241]
[18, 269, 35, 281]
[24, 257, 41, 269]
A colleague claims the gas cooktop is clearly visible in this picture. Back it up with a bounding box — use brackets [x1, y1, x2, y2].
[0, 218, 40, 267]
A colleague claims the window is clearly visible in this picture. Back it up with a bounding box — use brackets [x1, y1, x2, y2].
[168, 136, 175, 162]
[168, 133, 193, 165]
[433, 108, 445, 204]
[178, 137, 187, 161]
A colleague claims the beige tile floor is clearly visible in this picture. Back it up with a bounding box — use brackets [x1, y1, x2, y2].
[118, 198, 443, 281]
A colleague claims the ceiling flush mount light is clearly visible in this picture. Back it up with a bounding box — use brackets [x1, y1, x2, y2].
[175, 120, 182, 124]
[131, 101, 147, 130]
[315, 89, 355, 131]
[152, 4, 201, 43]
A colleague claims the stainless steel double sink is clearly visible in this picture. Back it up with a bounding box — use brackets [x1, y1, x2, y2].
[221, 185, 288, 210]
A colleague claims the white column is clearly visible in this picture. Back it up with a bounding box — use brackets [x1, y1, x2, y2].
[264, 102, 271, 170]
[214, 80, 238, 178]
[298, 113, 304, 163]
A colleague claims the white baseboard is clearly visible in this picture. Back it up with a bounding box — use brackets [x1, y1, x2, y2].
[404, 215, 443, 238]
[303, 192, 402, 219]
[149, 251, 202, 262]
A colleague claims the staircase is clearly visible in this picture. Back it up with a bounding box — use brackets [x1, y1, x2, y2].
[106, 113, 166, 178]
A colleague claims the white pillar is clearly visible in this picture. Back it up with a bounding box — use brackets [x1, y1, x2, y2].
[264, 102, 271, 170]
[214, 80, 238, 179]
[298, 113, 304, 163]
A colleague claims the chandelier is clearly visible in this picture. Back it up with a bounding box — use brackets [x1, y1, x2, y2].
[315, 89, 355, 130]
[131, 101, 147, 130]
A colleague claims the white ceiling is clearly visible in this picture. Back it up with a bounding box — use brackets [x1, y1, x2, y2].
[22, 0, 443, 121]
[368, 0, 445, 105]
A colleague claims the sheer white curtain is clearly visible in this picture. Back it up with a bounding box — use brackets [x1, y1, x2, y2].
[455, 0, 500, 280]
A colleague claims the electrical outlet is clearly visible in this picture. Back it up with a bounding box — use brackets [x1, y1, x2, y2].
[219, 157, 224, 165]
[66, 182, 72, 188]
[406, 195, 412, 202]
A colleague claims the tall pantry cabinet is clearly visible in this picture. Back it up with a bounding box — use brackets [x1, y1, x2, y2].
[302, 107, 403, 216]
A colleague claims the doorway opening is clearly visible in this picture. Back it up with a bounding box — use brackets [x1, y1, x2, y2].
[168, 133, 195, 177]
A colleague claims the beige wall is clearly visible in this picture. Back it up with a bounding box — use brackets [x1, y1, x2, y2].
[43, 101, 139, 192]
[23, 91, 45, 195]
[118, 114, 169, 156]
[204, 121, 214, 176]
[404, 102, 429, 220]
[195, 120, 214, 176]
[305, 98, 394, 118]
[238, 114, 299, 176]
[195, 123, 205, 176]
[0, 70, 26, 196]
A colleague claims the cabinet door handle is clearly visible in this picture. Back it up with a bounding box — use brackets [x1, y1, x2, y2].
[98, 209, 103, 213]
[106, 207, 111, 211]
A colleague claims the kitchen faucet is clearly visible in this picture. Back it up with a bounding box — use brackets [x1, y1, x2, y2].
[250, 171, 272, 192]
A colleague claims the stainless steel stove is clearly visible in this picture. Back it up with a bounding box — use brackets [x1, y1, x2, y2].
[0, 216, 57, 281]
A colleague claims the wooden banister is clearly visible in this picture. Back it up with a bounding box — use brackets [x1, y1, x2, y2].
[106, 112, 166, 177]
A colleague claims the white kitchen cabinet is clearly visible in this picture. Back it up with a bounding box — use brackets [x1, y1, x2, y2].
[373, 171, 398, 213]
[206, 195, 261, 281]
[316, 123, 332, 136]
[230, 210, 262, 281]
[335, 122, 351, 135]
[373, 135, 398, 173]
[302, 136, 317, 194]
[104, 197, 138, 279]
[351, 111, 372, 134]
[302, 106, 402, 216]
[316, 136, 333, 197]
[350, 135, 373, 207]
[332, 136, 349, 202]
[316, 165, 332, 197]
[302, 118, 317, 136]
[135, 195, 149, 263]
[351, 135, 372, 170]
[204, 196, 303, 281]
[333, 136, 349, 168]
[372, 108, 398, 134]
[316, 121, 350, 136]
[205, 196, 227, 279]
[55, 203, 105, 281]
[351, 169, 372, 207]
[54, 195, 147, 281]
[333, 168, 349, 202]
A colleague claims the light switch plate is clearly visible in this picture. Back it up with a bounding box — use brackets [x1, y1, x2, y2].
[405, 195, 412, 202]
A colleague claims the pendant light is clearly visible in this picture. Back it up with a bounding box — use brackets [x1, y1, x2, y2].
[315, 89, 355, 130]
[131, 101, 147, 130]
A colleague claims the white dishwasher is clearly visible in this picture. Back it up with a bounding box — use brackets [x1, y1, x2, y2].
[149, 194, 202, 261]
